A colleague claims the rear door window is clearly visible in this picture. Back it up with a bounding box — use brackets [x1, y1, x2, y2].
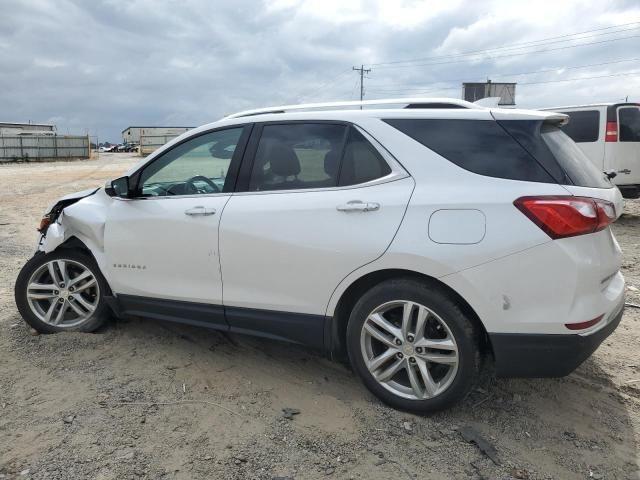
[619, 106, 640, 142]
[249, 123, 346, 191]
[558, 110, 600, 142]
[247, 123, 392, 192]
[338, 129, 391, 186]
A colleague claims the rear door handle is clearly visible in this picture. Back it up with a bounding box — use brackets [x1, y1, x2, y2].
[336, 200, 380, 212]
[184, 206, 216, 216]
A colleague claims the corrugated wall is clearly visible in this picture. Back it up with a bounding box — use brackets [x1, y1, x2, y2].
[139, 134, 182, 155]
[0, 135, 90, 162]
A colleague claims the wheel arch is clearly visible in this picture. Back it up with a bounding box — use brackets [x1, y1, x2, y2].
[328, 268, 493, 360]
[55, 235, 114, 297]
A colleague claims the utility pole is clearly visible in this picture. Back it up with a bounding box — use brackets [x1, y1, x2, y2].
[353, 64, 371, 109]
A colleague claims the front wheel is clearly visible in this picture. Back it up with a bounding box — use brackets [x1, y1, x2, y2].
[346, 278, 480, 413]
[15, 250, 110, 333]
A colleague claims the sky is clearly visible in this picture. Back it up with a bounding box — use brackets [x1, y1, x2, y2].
[0, 0, 639, 143]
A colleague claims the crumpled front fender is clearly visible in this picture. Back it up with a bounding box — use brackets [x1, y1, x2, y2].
[39, 222, 66, 253]
[38, 188, 111, 255]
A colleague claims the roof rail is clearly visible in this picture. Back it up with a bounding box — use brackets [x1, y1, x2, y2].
[224, 97, 480, 119]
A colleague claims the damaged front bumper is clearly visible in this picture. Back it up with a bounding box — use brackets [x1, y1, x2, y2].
[36, 187, 102, 253]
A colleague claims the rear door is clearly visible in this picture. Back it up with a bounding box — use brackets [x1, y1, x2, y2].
[219, 122, 414, 340]
[608, 105, 640, 185]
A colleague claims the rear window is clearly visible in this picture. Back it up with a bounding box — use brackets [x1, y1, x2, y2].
[539, 124, 611, 188]
[619, 107, 640, 142]
[384, 119, 554, 183]
[558, 110, 600, 142]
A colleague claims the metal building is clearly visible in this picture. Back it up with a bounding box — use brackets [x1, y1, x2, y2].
[0, 122, 55, 136]
[462, 81, 516, 106]
[122, 126, 193, 155]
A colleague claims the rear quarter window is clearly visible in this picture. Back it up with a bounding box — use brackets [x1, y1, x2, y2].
[384, 119, 555, 183]
[385, 118, 612, 189]
[538, 124, 611, 188]
[558, 110, 600, 142]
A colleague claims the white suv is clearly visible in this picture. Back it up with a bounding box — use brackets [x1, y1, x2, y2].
[15, 98, 626, 412]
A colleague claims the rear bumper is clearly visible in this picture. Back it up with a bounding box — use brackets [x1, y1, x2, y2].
[489, 303, 625, 377]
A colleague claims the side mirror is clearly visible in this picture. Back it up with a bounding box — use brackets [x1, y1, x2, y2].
[604, 170, 617, 180]
[105, 176, 131, 198]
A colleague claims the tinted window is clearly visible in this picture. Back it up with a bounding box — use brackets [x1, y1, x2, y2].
[338, 129, 391, 186]
[249, 123, 346, 191]
[139, 128, 243, 196]
[495, 120, 569, 184]
[248, 124, 391, 191]
[384, 119, 554, 183]
[619, 107, 640, 142]
[559, 110, 600, 142]
[539, 125, 611, 188]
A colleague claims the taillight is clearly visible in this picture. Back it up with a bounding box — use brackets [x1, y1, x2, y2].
[605, 121, 618, 142]
[594, 198, 616, 230]
[514, 196, 616, 239]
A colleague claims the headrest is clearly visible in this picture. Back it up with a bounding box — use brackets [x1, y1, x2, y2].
[323, 150, 340, 179]
[269, 143, 300, 177]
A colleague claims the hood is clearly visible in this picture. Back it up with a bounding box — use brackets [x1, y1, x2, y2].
[45, 187, 101, 214]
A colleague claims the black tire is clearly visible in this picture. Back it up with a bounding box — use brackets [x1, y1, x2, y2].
[346, 278, 480, 413]
[15, 250, 111, 334]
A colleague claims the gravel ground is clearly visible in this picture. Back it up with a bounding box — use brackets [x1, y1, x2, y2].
[0, 153, 638, 480]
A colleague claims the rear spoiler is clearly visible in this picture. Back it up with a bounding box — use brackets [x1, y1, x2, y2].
[490, 109, 569, 126]
[544, 113, 570, 126]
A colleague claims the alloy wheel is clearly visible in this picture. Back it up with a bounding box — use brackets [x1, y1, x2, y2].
[25, 259, 100, 328]
[360, 300, 459, 400]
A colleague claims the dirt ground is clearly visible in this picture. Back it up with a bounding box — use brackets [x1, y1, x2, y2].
[0, 153, 638, 480]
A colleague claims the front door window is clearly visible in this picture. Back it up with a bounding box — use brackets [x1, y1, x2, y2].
[139, 128, 244, 197]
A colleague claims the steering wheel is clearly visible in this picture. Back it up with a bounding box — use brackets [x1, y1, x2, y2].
[185, 175, 220, 194]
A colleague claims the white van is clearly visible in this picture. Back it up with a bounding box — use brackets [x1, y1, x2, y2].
[540, 103, 640, 198]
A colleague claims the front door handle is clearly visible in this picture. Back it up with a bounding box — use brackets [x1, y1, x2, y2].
[336, 200, 380, 212]
[184, 206, 216, 216]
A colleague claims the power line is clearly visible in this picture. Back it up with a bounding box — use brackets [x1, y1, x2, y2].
[366, 71, 640, 97]
[366, 57, 640, 93]
[371, 27, 638, 67]
[297, 69, 354, 102]
[519, 70, 640, 85]
[367, 21, 640, 67]
[303, 21, 640, 102]
[369, 34, 640, 70]
[486, 57, 640, 79]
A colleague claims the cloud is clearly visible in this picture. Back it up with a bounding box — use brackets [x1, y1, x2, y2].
[0, 0, 638, 142]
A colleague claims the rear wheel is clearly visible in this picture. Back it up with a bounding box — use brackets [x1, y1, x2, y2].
[346, 278, 479, 413]
[15, 250, 110, 333]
